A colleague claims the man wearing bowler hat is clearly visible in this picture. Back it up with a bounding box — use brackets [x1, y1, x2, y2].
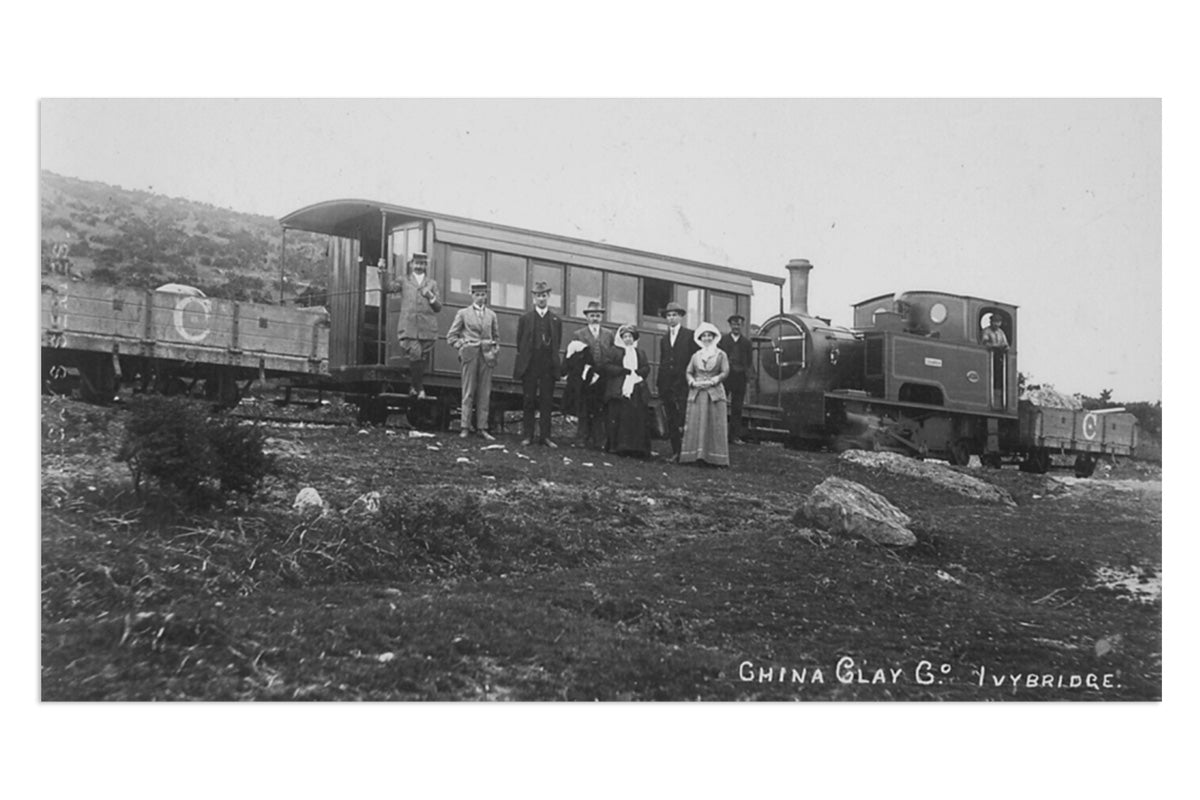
[657, 301, 699, 459]
[571, 300, 613, 448]
[446, 280, 501, 440]
[719, 313, 754, 443]
[514, 280, 562, 447]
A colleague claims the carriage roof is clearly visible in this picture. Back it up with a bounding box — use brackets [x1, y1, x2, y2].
[280, 199, 785, 293]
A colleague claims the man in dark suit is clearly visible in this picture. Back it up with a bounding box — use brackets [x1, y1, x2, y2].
[656, 301, 699, 459]
[719, 314, 754, 443]
[514, 280, 563, 447]
[571, 300, 614, 449]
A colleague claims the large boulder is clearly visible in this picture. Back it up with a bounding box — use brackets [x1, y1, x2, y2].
[839, 450, 1016, 506]
[798, 477, 917, 547]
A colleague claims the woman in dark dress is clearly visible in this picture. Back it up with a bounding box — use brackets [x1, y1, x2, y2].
[603, 324, 652, 457]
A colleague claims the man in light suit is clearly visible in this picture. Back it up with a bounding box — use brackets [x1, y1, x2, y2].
[514, 280, 562, 447]
[446, 280, 501, 440]
[657, 301, 699, 459]
[571, 300, 614, 449]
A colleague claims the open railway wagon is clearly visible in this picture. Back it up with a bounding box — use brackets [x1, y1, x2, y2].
[1014, 401, 1139, 477]
[277, 199, 784, 429]
[40, 280, 330, 406]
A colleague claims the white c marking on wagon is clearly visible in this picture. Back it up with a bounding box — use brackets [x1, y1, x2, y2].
[1082, 412, 1098, 440]
[173, 296, 211, 342]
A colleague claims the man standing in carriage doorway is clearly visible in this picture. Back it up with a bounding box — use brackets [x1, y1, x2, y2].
[719, 314, 753, 443]
[394, 252, 442, 400]
[658, 301, 699, 460]
[515, 280, 562, 447]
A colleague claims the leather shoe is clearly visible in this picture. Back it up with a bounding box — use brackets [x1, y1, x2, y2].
[479, 431, 496, 441]
[460, 429, 470, 438]
[521, 438, 533, 446]
[543, 439, 558, 448]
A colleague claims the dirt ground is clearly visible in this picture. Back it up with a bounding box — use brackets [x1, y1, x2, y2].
[40, 395, 1162, 700]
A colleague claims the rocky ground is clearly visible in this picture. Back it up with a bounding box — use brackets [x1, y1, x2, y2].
[40, 394, 1162, 700]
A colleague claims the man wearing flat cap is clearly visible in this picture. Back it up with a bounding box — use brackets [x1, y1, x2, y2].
[719, 314, 753, 443]
[570, 300, 613, 449]
[446, 280, 501, 440]
[393, 252, 442, 400]
[514, 280, 563, 447]
[657, 301, 699, 459]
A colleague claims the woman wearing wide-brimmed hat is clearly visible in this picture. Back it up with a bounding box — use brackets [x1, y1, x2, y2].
[679, 322, 730, 467]
[601, 323, 652, 457]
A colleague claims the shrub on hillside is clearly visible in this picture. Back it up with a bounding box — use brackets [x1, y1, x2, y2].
[116, 396, 275, 506]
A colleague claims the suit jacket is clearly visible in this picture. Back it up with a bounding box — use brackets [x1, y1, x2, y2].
[572, 324, 614, 367]
[514, 308, 562, 380]
[657, 325, 699, 394]
[719, 333, 754, 375]
[395, 273, 442, 340]
[446, 304, 501, 365]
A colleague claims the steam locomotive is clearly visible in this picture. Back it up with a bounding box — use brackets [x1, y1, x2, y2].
[748, 259, 1138, 476]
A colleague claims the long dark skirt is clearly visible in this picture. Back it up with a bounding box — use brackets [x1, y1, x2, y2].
[606, 386, 651, 457]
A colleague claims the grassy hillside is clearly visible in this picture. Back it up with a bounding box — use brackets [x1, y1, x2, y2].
[39, 171, 327, 303]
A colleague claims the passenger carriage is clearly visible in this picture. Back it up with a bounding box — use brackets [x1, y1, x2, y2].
[278, 199, 784, 429]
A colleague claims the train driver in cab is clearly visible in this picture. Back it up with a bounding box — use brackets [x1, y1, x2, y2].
[982, 313, 1009, 350]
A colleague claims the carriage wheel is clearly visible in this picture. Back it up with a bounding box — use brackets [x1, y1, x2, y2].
[1073, 454, 1097, 478]
[1020, 449, 1051, 474]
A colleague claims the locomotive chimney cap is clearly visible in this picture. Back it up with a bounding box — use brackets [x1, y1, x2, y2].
[787, 258, 813, 269]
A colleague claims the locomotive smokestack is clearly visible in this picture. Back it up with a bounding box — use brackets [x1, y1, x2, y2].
[786, 258, 813, 316]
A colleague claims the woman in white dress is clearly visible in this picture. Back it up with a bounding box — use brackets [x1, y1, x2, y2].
[678, 322, 730, 467]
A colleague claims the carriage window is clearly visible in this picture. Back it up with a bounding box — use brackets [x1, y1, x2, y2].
[364, 263, 381, 308]
[530, 261, 564, 312]
[489, 253, 527, 309]
[568, 266, 603, 317]
[606, 273, 638, 326]
[643, 277, 673, 319]
[388, 226, 425, 273]
[677, 285, 704, 329]
[710, 292, 737, 328]
[446, 246, 484, 301]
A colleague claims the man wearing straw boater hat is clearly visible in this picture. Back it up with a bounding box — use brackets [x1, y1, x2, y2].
[394, 252, 442, 400]
[446, 280, 500, 440]
[570, 300, 613, 449]
[514, 280, 562, 447]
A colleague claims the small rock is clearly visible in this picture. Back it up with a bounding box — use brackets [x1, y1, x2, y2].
[292, 487, 326, 513]
[347, 491, 382, 515]
[377, 652, 396, 663]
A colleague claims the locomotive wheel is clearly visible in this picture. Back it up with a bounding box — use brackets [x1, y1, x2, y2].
[947, 438, 971, 467]
[1073, 454, 1097, 478]
[1020, 449, 1051, 474]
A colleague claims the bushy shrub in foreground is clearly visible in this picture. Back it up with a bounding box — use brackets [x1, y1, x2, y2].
[116, 395, 275, 506]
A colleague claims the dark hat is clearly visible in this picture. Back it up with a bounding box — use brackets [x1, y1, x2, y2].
[469, 280, 488, 293]
[727, 314, 745, 324]
[582, 300, 605, 315]
[616, 323, 639, 341]
[661, 301, 686, 316]
[531, 280, 552, 295]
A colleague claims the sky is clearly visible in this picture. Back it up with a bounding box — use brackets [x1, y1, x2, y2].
[40, 98, 1161, 401]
